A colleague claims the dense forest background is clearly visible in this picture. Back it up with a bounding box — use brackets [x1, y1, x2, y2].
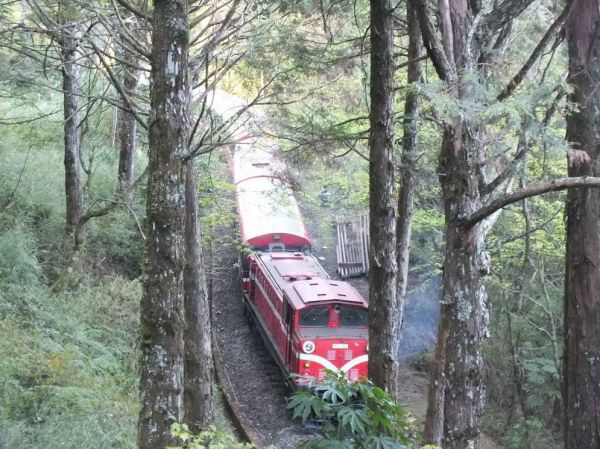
[0, 0, 597, 448]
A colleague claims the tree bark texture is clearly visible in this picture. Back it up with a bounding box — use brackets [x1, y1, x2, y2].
[396, 0, 421, 327]
[368, 0, 399, 399]
[61, 25, 84, 231]
[116, 29, 141, 190]
[419, 2, 491, 448]
[424, 122, 489, 449]
[184, 161, 213, 432]
[138, 0, 190, 446]
[564, 1, 600, 447]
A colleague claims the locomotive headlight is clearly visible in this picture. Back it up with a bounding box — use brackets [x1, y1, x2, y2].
[302, 340, 316, 354]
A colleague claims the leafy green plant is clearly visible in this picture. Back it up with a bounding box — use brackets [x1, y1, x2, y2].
[0, 278, 140, 449]
[287, 371, 416, 449]
[503, 417, 560, 449]
[169, 422, 259, 449]
[0, 228, 43, 285]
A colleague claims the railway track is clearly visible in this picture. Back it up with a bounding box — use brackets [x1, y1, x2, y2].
[211, 249, 311, 449]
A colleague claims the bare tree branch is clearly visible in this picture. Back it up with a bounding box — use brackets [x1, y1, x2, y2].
[86, 32, 148, 130]
[415, 0, 454, 81]
[462, 176, 600, 227]
[74, 166, 148, 245]
[114, 0, 151, 22]
[497, 4, 569, 101]
[481, 136, 528, 195]
[481, 0, 536, 34]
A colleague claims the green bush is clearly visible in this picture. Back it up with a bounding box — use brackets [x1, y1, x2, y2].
[85, 209, 146, 278]
[505, 417, 560, 449]
[0, 228, 43, 285]
[0, 279, 140, 449]
[169, 423, 260, 449]
[287, 372, 415, 449]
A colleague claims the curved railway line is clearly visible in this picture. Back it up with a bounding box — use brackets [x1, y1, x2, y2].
[211, 247, 311, 449]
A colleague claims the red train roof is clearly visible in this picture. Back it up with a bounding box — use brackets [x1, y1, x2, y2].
[232, 136, 311, 250]
[253, 252, 329, 290]
[284, 279, 367, 311]
[236, 173, 310, 250]
[251, 252, 367, 311]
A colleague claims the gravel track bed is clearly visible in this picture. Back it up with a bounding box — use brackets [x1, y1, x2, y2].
[211, 249, 312, 449]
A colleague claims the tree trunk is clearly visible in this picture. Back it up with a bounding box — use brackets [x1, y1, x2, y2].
[396, 0, 421, 327]
[416, 2, 492, 447]
[368, 0, 399, 398]
[564, 1, 600, 447]
[138, 0, 190, 446]
[424, 122, 490, 449]
[61, 25, 84, 231]
[183, 161, 213, 432]
[116, 30, 140, 191]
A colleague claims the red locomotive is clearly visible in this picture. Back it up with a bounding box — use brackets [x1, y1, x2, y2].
[233, 138, 369, 390]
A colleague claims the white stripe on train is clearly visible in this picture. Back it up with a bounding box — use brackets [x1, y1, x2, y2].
[297, 353, 368, 373]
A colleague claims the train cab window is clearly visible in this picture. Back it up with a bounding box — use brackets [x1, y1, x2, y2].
[269, 242, 285, 252]
[338, 306, 368, 327]
[283, 299, 294, 326]
[299, 306, 329, 327]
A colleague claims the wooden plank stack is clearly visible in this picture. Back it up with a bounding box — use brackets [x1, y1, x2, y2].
[335, 214, 369, 278]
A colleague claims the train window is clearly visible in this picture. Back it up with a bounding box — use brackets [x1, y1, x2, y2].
[338, 306, 368, 327]
[284, 300, 293, 326]
[299, 306, 329, 327]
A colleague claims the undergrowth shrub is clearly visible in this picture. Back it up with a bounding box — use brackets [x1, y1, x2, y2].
[0, 74, 144, 449]
[0, 228, 43, 285]
[86, 209, 145, 278]
[287, 372, 416, 449]
[482, 407, 561, 449]
[169, 423, 262, 449]
[0, 278, 141, 449]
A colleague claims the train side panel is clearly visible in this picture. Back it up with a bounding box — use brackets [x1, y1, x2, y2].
[242, 256, 290, 374]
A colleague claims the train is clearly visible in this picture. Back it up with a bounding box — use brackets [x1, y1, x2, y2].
[232, 135, 369, 391]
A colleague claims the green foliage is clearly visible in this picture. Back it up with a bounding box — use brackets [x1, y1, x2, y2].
[505, 417, 560, 449]
[0, 49, 146, 448]
[287, 372, 415, 449]
[197, 155, 238, 245]
[0, 228, 43, 285]
[483, 410, 561, 449]
[86, 209, 146, 278]
[169, 423, 259, 449]
[0, 277, 140, 449]
[295, 154, 369, 215]
[522, 357, 559, 386]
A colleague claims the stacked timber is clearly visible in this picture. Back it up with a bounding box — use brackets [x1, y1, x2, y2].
[335, 214, 369, 278]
